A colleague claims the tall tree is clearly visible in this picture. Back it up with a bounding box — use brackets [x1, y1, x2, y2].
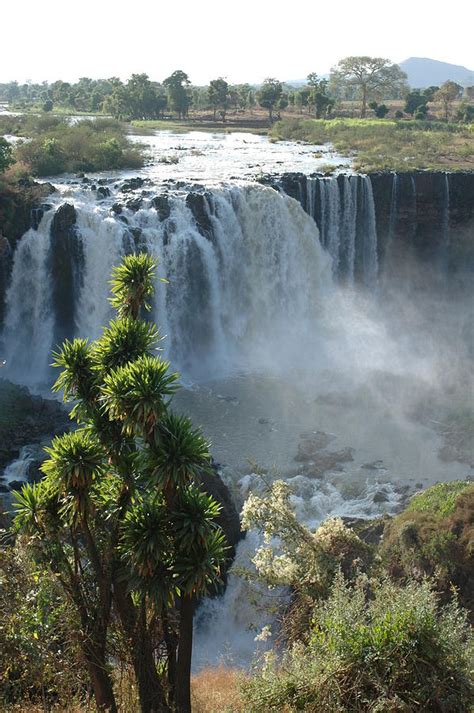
[14, 254, 228, 712]
[208, 78, 229, 120]
[257, 78, 283, 122]
[435, 80, 463, 120]
[163, 70, 192, 119]
[330, 56, 407, 118]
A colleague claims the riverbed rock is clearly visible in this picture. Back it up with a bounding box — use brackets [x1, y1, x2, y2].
[300, 447, 355, 477]
[0, 379, 70, 471]
[120, 177, 145, 193]
[151, 194, 171, 220]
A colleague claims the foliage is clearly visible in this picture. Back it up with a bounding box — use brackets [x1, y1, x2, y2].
[271, 117, 474, 171]
[404, 90, 428, 116]
[163, 70, 192, 120]
[435, 80, 463, 120]
[257, 79, 283, 122]
[0, 543, 87, 706]
[241, 480, 371, 599]
[103, 74, 167, 121]
[0, 136, 14, 173]
[380, 482, 474, 614]
[13, 253, 228, 712]
[243, 575, 474, 712]
[330, 56, 408, 117]
[208, 78, 229, 121]
[13, 118, 143, 176]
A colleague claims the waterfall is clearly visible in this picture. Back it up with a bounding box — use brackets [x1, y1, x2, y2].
[304, 174, 377, 287]
[442, 172, 450, 248]
[3, 185, 333, 384]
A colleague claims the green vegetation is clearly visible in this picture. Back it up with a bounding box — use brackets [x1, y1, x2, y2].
[11, 254, 228, 712]
[271, 117, 474, 171]
[10, 118, 143, 176]
[244, 576, 474, 712]
[381, 482, 474, 614]
[0, 137, 13, 173]
[406, 481, 470, 518]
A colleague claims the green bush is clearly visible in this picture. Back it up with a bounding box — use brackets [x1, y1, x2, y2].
[14, 118, 144, 176]
[244, 576, 474, 712]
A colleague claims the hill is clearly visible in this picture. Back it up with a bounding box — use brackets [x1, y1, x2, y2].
[400, 57, 474, 88]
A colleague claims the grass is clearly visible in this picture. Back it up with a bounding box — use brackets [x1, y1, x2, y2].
[191, 666, 246, 712]
[271, 117, 474, 172]
[406, 481, 471, 518]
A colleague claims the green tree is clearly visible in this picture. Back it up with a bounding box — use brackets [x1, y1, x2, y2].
[208, 78, 229, 120]
[368, 100, 389, 118]
[163, 70, 192, 119]
[13, 254, 228, 713]
[404, 90, 428, 116]
[330, 56, 407, 117]
[0, 137, 14, 173]
[257, 78, 283, 122]
[307, 76, 334, 118]
[435, 80, 463, 120]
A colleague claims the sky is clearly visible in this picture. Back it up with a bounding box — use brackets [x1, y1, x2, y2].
[1, 0, 473, 85]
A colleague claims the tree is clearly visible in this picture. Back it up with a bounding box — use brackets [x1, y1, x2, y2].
[257, 78, 283, 122]
[163, 70, 192, 119]
[435, 80, 463, 120]
[330, 56, 407, 118]
[368, 100, 389, 118]
[404, 90, 428, 116]
[307, 76, 334, 118]
[0, 137, 14, 174]
[14, 253, 228, 713]
[208, 78, 229, 120]
[465, 86, 474, 100]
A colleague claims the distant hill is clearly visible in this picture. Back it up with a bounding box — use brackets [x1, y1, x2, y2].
[400, 57, 474, 88]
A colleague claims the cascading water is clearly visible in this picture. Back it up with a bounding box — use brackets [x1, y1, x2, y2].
[304, 175, 378, 288]
[3, 184, 332, 384]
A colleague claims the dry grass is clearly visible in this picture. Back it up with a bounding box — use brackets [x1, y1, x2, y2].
[191, 666, 247, 713]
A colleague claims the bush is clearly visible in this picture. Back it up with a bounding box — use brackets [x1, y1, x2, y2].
[14, 118, 144, 176]
[0, 137, 14, 173]
[380, 482, 474, 615]
[244, 575, 474, 712]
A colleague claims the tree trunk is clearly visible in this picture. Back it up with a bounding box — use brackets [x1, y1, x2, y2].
[361, 85, 367, 118]
[82, 641, 118, 712]
[176, 595, 194, 713]
[113, 582, 170, 712]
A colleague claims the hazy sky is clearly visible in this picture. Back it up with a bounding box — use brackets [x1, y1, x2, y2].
[1, 0, 473, 84]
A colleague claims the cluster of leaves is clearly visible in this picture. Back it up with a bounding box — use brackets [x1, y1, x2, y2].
[5, 117, 144, 176]
[12, 253, 228, 712]
[244, 575, 474, 712]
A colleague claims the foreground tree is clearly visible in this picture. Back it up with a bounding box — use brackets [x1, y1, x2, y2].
[330, 56, 407, 117]
[14, 254, 227, 712]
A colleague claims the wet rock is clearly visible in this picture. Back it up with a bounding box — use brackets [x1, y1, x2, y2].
[125, 197, 143, 212]
[111, 202, 123, 214]
[8, 479, 26, 491]
[361, 460, 385, 471]
[152, 194, 171, 220]
[121, 177, 145, 193]
[296, 431, 336, 460]
[301, 447, 355, 477]
[97, 186, 111, 199]
[373, 489, 390, 503]
[186, 192, 213, 240]
[50, 203, 83, 345]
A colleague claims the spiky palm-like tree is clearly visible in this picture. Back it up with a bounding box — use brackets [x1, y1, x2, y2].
[14, 253, 228, 713]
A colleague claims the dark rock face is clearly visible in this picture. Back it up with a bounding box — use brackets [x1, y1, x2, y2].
[0, 379, 70, 471]
[49, 203, 83, 346]
[198, 464, 242, 556]
[0, 235, 12, 329]
[152, 194, 171, 220]
[186, 192, 213, 240]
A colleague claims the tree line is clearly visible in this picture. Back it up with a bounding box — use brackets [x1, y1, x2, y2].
[1, 57, 473, 123]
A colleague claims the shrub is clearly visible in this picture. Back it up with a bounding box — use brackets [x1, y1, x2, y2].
[244, 575, 474, 712]
[380, 482, 474, 615]
[0, 137, 14, 173]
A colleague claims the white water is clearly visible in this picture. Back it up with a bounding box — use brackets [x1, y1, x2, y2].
[4, 184, 333, 383]
[2, 445, 37, 485]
